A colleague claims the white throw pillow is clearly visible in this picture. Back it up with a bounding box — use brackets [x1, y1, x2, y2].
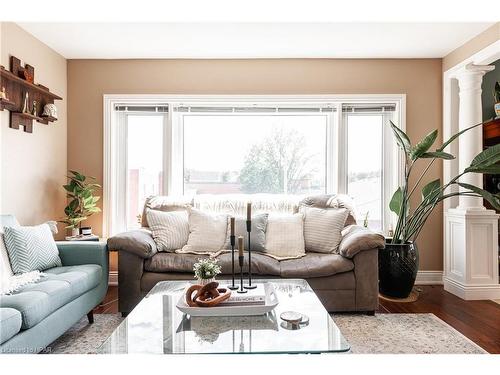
[300, 206, 349, 253]
[263, 213, 306, 260]
[178, 208, 229, 255]
[147, 209, 189, 252]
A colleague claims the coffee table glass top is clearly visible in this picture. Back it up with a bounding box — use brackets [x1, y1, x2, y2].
[98, 279, 350, 354]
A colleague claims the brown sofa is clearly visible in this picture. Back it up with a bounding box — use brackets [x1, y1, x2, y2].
[108, 194, 385, 315]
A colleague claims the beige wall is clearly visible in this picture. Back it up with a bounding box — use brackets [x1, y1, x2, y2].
[0, 23, 67, 238]
[443, 22, 500, 71]
[68, 58, 443, 271]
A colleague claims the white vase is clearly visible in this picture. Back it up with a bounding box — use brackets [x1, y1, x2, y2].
[197, 277, 215, 286]
[71, 228, 79, 237]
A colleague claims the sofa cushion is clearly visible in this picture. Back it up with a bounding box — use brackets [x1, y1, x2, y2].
[300, 194, 357, 226]
[178, 208, 229, 255]
[300, 206, 349, 253]
[144, 251, 353, 279]
[279, 252, 354, 278]
[0, 308, 22, 344]
[264, 213, 306, 260]
[0, 264, 101, 329]
[3, 223, 61, 274]
[226, 214, 268, 252]
[147, 209, 189, 252]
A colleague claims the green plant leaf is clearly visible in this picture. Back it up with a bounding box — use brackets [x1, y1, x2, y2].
[69, 199, 79, 211]
[470, 143, 500, 168]
[420, 151, 455, 160]
[390, 121, 411, 156]
[437, 121, 484, 152]
[411, 130, 438, 160]
[457, 183, 500, 210]
[421, 179, 441, 201]
[465, 164, 500, 174]
[389, 187, 403, 215]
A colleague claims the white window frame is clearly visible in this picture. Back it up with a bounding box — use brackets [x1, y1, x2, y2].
[103, 94, 406, 237]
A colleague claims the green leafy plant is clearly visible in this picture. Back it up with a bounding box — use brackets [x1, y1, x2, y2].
[193, 258, 222, 280]
[60, 170, 101, 229]
[388, 120, 500, 244]
[493, 81, 500, 103]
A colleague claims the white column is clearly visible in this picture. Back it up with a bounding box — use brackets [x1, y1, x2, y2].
[455, 63, 494, 210]
[444, 63, 500, 300]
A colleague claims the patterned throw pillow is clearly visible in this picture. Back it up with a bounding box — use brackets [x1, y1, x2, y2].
[3, 224, 61, 274]
[263, 213, 306, 260]
[147, 209, 189, 252]
[300, 206, 349, 253]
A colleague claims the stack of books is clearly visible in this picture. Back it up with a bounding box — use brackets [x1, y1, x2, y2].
[64, 234, 100, 242]
[222, 284, 266, 306]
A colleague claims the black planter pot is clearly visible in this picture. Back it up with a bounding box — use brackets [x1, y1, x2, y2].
[378, 240, 419, 298]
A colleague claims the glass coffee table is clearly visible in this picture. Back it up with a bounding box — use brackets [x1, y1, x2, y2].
[98, 279, 350, 354]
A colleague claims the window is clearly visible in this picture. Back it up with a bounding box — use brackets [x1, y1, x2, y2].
[183, 114, 327, 195]
[346, 114, 384, 230]
[126, 115, 164, 229]
[105, 96, 404, 235]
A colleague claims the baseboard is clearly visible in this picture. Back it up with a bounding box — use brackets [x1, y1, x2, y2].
[108, 271, 118, 286]
[107, 270, 444, 287]
[444, 277, 500, 300]
[415, 271, 443, 285]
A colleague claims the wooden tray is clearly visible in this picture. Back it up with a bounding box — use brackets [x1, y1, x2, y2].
[176, 282, 279, 317]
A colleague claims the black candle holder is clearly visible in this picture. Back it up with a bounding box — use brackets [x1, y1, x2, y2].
[237, 255, 247, 293]
[228, 235, 238, 290]
[244, 219, 257, 289]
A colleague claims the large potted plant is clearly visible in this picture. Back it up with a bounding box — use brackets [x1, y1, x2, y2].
[380, 121, 500, 298]
[60, 170, 101, 236]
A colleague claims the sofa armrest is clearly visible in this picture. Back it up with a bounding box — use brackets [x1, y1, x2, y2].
[338, 225, 385, 259]
[107, 229, 157, 259]
[56, 241, 108, 269]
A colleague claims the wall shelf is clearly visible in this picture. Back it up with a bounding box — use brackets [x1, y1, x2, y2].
[0, 56, 62, 133]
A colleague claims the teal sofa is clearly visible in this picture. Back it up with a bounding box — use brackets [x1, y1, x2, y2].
[0, 215, 108, 354]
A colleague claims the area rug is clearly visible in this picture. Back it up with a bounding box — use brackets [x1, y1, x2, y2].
[332, 313, 487, 354]
[43, 313, 486, 354]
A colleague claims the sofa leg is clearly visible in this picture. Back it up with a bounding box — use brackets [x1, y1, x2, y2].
[87, 311, 94, 324]
[366, 310, 375, 316]
[121, 312, 129, 318]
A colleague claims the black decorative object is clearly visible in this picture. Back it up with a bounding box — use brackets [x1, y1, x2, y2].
[237, 254, 247, 294]
[244, 219, 257, 289]
[378, 240, 419, 298]
[228, 233, 238, 290]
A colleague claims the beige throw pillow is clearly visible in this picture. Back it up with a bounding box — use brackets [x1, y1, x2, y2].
[146, 209, 189, 252]
[263, 213, 305, 260]
[178, 208, 229, 256]
[300, 206, 349, 253]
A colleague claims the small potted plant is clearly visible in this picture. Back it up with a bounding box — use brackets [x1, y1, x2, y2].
[60, 170, 101, 237]
[193, 258, 222, 285]
[493, 81, 500, 118]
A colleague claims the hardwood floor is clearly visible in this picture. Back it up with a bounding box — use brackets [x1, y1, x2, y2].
[94, 285, 500, 353]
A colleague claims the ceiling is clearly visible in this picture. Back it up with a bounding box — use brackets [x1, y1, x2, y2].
[17, 22, 495, 59]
